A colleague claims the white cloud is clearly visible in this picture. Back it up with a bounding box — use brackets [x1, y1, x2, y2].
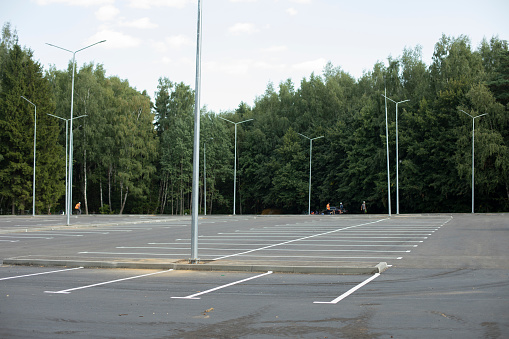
[261, 45, 288, 53]
[127, 0, 195, 9]
[121, 17, 158, 29]
[151, 35, 192, 52]
[289, 0, 312, 3]
[166, 35, 193, 49]
[95, 5, 120, 21]
[286, 7, 298, 16]
[160, 56, 172, 64]
[35, 0, 114, 6]
[228, 23, 259, 35]
[291, 58, 327, 72]
[87, 29, 141, 49]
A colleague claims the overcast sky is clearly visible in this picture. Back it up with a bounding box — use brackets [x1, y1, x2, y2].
[1, 0, 508, 112]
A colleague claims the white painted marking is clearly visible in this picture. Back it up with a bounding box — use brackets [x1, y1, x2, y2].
[212, 219, 389, 260]
[171, 271, 273, 300]
[314, 273, 381, 304]
[0, 267, 83, 281]
[116, 246, 411, 252]
[149, 242, 417, 247]
[8, 233, 84, 237]
[0, 239, 19, 242]
[0, 235, 53, 239]
[202, 235, 429, 239]
[45, 269, 173, 294]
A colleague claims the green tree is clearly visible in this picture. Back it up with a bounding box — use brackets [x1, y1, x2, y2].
[0, 43, 63, 214]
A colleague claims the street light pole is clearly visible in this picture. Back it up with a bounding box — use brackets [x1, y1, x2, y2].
[382, 95, 409, 215]
[47, 114, 87, 216]
[298, 133, 324, 215]
[383, 85, 391, 216]
[204, 138, 213, 216]
[460, 110, 488, 213]
[219, 117, 253, 215]
[190, 0, 203, 263]
[46, 39, 105, 225]
[21, 96, 36, 216]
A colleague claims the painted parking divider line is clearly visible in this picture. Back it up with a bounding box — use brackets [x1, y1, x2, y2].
[0, 267, 83, 281]
[44, 269, 173, 294]
[172, 271, 273, 300]
[313, 273, 380, 304]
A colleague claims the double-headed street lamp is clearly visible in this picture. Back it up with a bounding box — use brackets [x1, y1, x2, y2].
[460, 109, 488, 213]
[46, 40, 105, 225]
[20, 96, 36, 216]
[382, 95, 410, 215]
[219, 117, 254, 215]
[298, 133, 324, 215]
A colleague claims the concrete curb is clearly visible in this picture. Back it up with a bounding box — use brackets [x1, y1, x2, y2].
[2, 258, 388, 275]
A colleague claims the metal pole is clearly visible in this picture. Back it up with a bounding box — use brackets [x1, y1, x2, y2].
[384, 86, 391, 216]
[472, 118, 475, 214]
[382, 94, 409, 215]
[65, 120, 68, 216]
[21, 96, 36, 216]
[204, 141, 206, 216]
[395, 102, 399, 215]
[234, 123, 237, 215]
[219, 117, 253, 216]
[68, 52, 76, 225]
[308, 139, 312, 215]
[460, 110, 487, 214]
[190, 0, 202, 262]
[47, 114, 86, 216]
[298, 133, 324, 215]
[46, 40, 105, 224]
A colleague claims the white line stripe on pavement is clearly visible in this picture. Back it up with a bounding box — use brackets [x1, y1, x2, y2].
[0, 267, 83, 281]
[45, 269, 173, 294]
[171, 271, 273, 300]
[314, 273, 381, 304]
[212, 219, 390, 260]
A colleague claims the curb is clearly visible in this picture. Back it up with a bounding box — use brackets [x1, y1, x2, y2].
[2, 258, 388, 275]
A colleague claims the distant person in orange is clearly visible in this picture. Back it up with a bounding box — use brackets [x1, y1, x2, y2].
[326, 203, 330, 212]
[75, 202, 81, 215]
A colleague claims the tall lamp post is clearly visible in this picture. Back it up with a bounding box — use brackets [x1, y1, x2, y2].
[47, 114, 87, 217]
[21, 96, 36, 216]
[298, 133, 324, 215]
[203, 138, 213, 215]
[382, 85, 391, 216]
[46, 39, 105, 225]
[219, 117, 253, 215]
[190, 0, 203, 263]
[460, 110, 488, 213]
[382, 95, 409, 215]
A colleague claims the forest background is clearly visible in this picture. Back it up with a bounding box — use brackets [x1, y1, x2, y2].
[1, 22, 508, 215]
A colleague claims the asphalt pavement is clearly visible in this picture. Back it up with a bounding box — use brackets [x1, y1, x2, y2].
[1, 213, 508, 338]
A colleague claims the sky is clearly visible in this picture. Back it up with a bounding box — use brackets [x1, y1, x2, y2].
[1, 0, 508, 113]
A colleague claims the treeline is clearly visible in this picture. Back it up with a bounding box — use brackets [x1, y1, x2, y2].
[1, 23, 508, 214]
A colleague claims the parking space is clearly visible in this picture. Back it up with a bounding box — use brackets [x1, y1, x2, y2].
[0, 214, 508, 338]
[1, 263, 508, 338]
[1, 215, 451, 264]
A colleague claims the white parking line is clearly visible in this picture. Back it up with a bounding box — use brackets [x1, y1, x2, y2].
[44, 269, 173, 294]
[314, 273, 381, 304]
[0, 267, 83, 281]
[0, 235, 53, 239]
[171, 271, 273, 300]
[212, 219, 388, 260]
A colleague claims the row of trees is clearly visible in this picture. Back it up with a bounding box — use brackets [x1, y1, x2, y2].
[1, 22, 508, 214]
